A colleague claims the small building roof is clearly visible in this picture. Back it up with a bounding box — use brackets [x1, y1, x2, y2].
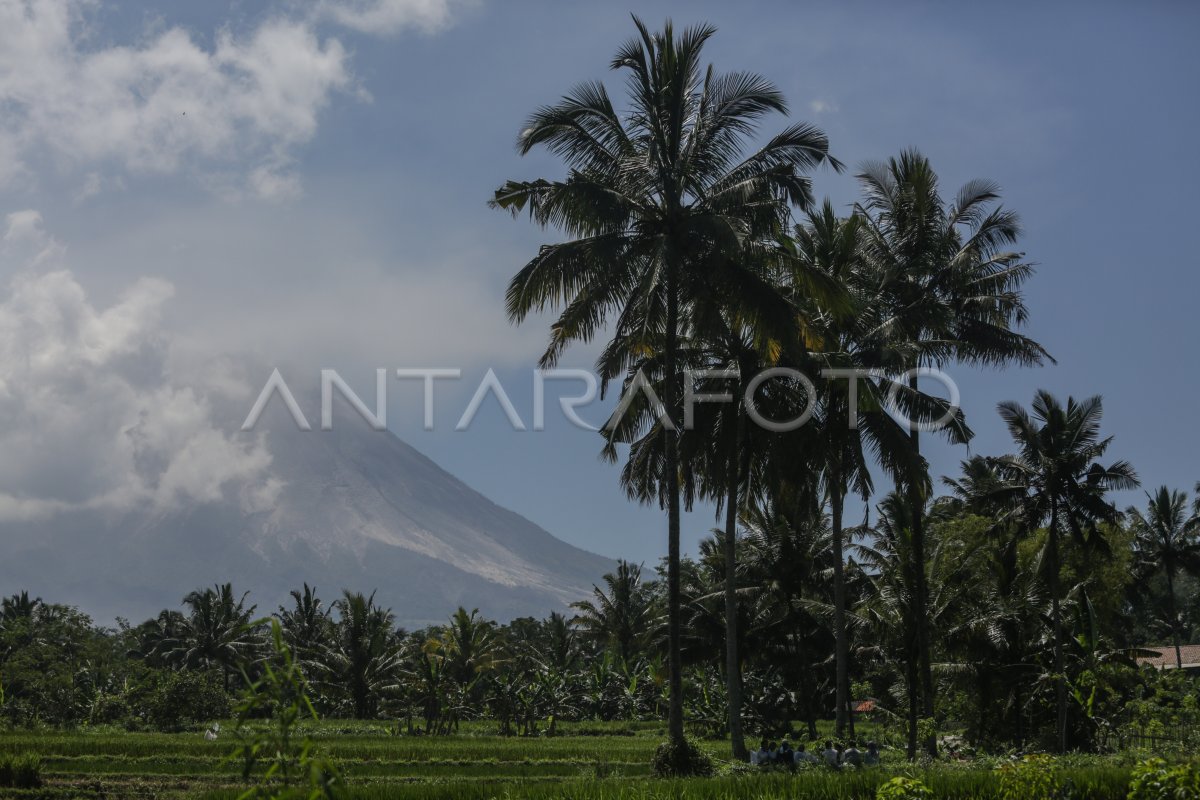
[1137, 645, 1200, 670]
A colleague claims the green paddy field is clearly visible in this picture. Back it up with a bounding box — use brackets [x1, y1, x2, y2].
[0, 720, 1146, 800]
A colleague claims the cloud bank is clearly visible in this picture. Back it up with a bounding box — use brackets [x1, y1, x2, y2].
[0, 211, 277, 520]
[315, 0, 475, 35]
[0, 0, 471, 198]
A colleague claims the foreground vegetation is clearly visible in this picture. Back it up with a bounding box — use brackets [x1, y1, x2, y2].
[0, 723, 1190, 800]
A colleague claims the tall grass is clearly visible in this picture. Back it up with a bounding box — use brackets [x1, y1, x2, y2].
[0, 729, 1140, 800]
[0, 752, 42, 789]
[195, 769, 1134, 800]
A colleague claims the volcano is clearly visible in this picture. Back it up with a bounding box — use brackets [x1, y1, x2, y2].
[0, 399, 614, 628]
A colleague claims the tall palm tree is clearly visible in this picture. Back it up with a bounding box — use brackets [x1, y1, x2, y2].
[994, 391, 1138, 751]
[571, 561, 656, 664]
[690, 199, 850, 758]
[0, 592, 41, 624]
[855, 151, 1050, 755]
[178, 584, 258, 690]
[1127, 487, 1200, 669]
[325, 591, 405, 719]
[793, 201, 965, 742]
[693, 301, 782, 760]
[739, 493, 837, 738]
[538, 611, 581, 674]
[493, 17, 838, 751]
[0, 592, 44, 661]
[439, 607, 503, 690]
[856, 492, 991, 747]
[277, 584, 333, 668]
[131, 610, 189, 670]
[940, 456, 1019, 519]
[606, 306, 802, 759]
[938, 455, 1048, 746]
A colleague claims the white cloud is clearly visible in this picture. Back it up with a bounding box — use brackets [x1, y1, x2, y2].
[247, 162, 304, 202]
[72, 172, 103, 204]
[0, 211, 276, 520]
[72, 199, 549, 372]
[3, 209, 49, 244]
[0, 0, 353, 198]
[809, 99, 839, 114]
[316, 0, 474, 35]
[2, 209, 66, 267]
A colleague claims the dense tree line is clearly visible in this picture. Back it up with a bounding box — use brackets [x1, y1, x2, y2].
[1, 467, 1198, 753]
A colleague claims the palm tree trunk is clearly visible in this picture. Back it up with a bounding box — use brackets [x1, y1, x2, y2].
[898, 526, 919, 760]
[907, 372, 937, 758]
[905, 629, 919, 760]
[976, 670, 991, 745]
[1014, 677, 1024, 749]
[663, 256, 685, 749]
[830, 481, 850, 740]
[1049, 499, 1067, 753]
[723, 398, 747, 760]
[1166, 568, 1182, 670]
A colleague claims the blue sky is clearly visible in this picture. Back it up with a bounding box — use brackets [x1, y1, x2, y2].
[1, 0, 1197, 566]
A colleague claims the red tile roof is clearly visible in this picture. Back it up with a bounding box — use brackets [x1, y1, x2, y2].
[1137, 645, 1200, 669]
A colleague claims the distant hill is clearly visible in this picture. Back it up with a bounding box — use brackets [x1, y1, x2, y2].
[0, 401, 614, 627]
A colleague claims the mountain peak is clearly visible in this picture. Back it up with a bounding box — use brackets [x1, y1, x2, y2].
[1, 399, 614, 627]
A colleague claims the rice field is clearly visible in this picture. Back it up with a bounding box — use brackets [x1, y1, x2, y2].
[0, 722, 1140, 800]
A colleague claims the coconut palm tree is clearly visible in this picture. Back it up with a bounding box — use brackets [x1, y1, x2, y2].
[603, 305, 807, 759]
[691, 302, 786, 760]
[277, 584, 333, 668]
[325, 591, 405, 719]
[178, 584, 258, 690]
[1127, 487, 1200, 669]
[855, 492, 990, 752]
[0, 592, 44, 661]
[855, 150, 1050, 755]
[739, 492, 838, 738]
[571, 561, 657, 665]
[994, 391, 1138, 751]
[493, 17, 838, 753]
[131, 609, 189, 670]
[537, 611, 582, 675]
[938, 455, 1049, 746]
[439, 607, 503, 690]
[940, 455, 1020, 519]
[0, 592, 41, 624]
[792, 201, 967, 742]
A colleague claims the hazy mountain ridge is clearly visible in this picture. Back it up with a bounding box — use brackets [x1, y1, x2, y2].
[0, 402, 615, 627]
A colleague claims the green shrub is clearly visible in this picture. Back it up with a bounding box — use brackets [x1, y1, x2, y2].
[997, 754, 1061, 800]
[650, 737, 714, 777]
[88, 693, 130, 726]
[126, 669, 230, 732]
[0, 753, 42, 788]
[1127, 758, 1200, 800]
[876, 776, 933, 800]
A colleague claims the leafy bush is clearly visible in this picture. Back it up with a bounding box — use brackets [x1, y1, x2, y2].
[88, 693, 130, 726]
[0, 753, 42, 788]
[126, 669, 230, 732]
[876, 776, 933, 799]
[1127, 758, 1200, 800]
[996, 754, 1061, 800]
[650, 737, 713, 777]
